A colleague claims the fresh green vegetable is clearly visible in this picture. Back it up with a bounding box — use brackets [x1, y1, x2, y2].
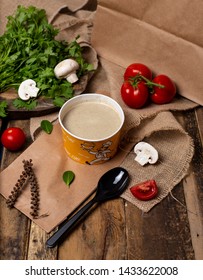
[40, 120, 53, 134]
[63, 171, 75, 187]
[0, 5, 93, 113]
[0, 101, 8, 117]
[13, 98, 38, 110]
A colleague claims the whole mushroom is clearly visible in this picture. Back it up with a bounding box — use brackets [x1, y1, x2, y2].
[54, 59, 79, 84]
[18, 79, 40, 101]
[134, 141, 158, 166]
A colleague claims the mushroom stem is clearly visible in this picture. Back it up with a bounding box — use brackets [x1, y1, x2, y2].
[134, 141, 158, 166]
[66, 72, 78, 83]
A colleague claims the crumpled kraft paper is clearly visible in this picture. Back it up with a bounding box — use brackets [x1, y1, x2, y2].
[91, 0, 203, 105]
[0, 0, 94, 34]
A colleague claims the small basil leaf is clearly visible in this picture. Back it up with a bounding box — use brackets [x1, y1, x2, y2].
[63, 171, 75, 187]
[40, 120, 53, 134]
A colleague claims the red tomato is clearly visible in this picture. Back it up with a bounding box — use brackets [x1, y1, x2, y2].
[121, 81, 149, 109]
[1, 127, 26, 151]
[130, 180, 158, 201]
[124, 63, 152, 81]
[150, 74, 176, 104]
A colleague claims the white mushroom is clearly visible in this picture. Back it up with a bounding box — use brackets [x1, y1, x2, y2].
[134, 141, 158, 166]
[18, 79, 40, 100]
[54, 59, 79, 84]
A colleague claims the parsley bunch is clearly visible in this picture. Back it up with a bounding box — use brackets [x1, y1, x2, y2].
[0, 5, 93, 116]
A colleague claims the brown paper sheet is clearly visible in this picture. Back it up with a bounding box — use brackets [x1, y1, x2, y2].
[0, 123, 129, 233]
[91, 0, 203, 105]
[0, 0, 91, 34]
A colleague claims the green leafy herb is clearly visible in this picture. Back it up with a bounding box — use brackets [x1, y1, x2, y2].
[13, 98, 37, 110]
[0, 5, 94, 113]
[0, 101, 8, 117]
[63, 171, 75, 187]
[40, 120, 53, 134]
[53, 97, 66, 107]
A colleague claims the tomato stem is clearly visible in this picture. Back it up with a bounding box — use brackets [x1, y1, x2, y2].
[129, 75, 165, 90]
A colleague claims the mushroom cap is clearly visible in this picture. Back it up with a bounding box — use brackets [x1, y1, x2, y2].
[54, 59, 79, 79]
[18, 79, 39, 100]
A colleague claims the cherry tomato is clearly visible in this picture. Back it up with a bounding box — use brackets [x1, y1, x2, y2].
[124, 63, 152, 81]
[121, 81, 149, 109]
[1, 127, 26, 151]
[150, 74, 176, 104]
[130, 180, 158, 201]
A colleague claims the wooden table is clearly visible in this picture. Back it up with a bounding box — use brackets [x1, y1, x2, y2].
[0, 108, 203, 260]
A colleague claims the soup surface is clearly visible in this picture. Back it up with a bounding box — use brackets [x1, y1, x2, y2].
[62, 101, 122, 140]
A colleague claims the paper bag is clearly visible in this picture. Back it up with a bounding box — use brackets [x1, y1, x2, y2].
[91, 0, 203, 105]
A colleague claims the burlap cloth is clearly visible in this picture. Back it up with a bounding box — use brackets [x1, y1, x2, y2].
[0, 0, 201, 232]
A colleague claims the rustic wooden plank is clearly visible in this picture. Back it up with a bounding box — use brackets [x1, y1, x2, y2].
[180, 108, 203, 260]
[27, 224, 57, 260]
[125, 182, 195, 260]
[0, 120, 31, 259]
[195, 107, 203, 143]
[58, 198, 127, 260]
[183, 172, 203, 260]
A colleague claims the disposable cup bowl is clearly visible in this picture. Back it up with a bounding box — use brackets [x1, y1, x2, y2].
[58, 93, 125, 165]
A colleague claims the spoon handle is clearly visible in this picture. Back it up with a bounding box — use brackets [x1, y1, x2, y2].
[46, 198, 96, 248]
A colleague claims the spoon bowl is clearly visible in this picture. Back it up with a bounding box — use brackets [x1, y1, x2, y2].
[94, 167, 129, 202]
[46, 167, 129, 248]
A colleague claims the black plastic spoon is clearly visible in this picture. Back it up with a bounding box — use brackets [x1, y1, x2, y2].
[46, 167, 129, 248]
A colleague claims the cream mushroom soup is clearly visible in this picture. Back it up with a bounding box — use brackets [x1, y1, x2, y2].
[62, 101, 122, 140]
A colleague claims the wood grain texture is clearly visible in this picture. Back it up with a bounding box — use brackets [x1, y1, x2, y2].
[27, 224, 57, 260]
[58, 199, 127, 260]
[125, 183, 195, 260]
[0, 120, 31, 260]
[0, 107, 203, 260]
[180, 108, 203, 259]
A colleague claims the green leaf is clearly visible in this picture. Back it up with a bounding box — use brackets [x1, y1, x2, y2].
[40, 120, 53, 134]
[13, 98, 37, 110]
[53, 96, 66, 107]
[86, 63, 94, 71]
[63, 171, 75, 187]
[0, 101, 8, 117]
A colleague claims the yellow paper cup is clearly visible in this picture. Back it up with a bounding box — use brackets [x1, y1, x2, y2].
[59, 93, 125, 165]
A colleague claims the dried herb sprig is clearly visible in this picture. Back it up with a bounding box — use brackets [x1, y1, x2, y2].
[6, 170, 28, 208]
[24, 159, 40, 218]
[6, 159, 40, 219]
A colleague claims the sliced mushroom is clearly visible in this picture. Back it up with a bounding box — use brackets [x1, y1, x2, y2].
[18, 79, 40, 101]
[54, 59, 79, 84]
[134, 141, 158, 166]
